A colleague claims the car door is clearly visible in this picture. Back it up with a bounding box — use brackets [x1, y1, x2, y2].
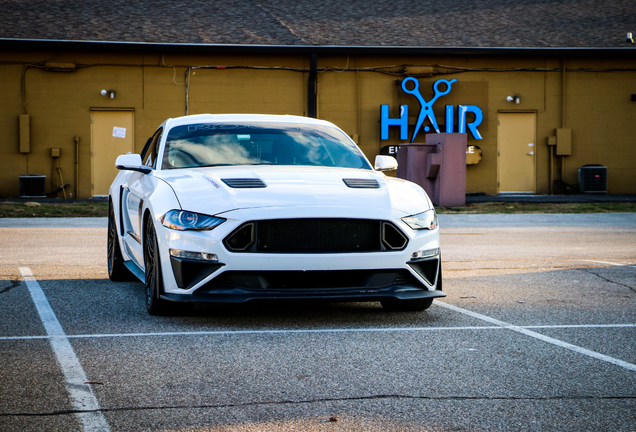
[122, 128, 162, 268]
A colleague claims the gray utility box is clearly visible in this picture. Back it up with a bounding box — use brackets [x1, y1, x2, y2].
[19, 175, 46, 198]
[396, 133, 467, 207]
[578, 165, 607, 193]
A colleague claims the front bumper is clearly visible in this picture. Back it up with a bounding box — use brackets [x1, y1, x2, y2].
[155, 210, 443, 304]
[161, 256, 444, 304]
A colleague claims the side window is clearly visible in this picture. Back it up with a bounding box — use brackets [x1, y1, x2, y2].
[141, 128, 163, 169]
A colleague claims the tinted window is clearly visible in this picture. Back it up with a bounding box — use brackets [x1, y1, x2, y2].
[142, 128, 163, 169]
[162, 123, 371, 170]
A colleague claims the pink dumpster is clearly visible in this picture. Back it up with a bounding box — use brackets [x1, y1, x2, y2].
[396, 133, 467, 207]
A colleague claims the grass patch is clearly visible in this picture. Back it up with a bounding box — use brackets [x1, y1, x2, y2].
[0, 201, 109, 218]
[435, 202, 636, 214]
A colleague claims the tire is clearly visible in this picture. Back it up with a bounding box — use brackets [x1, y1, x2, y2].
[144, 217, 171, 316]
[381, 297, 433, 312]
[108, 202, 133, 281]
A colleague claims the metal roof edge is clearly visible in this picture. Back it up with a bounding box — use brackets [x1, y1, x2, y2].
[1, 38, 635, 56]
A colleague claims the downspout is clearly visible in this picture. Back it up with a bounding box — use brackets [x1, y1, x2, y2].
[185, 66, 192, 116]
[74, 136, 80, 199]
[307, 53, 317, 118]
[561, 58, 566, 183]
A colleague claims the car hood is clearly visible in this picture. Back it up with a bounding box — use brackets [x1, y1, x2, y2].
[155, 165, 432, 217]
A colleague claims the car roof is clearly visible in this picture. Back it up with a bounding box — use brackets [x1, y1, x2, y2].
[166, 114, 337, 129]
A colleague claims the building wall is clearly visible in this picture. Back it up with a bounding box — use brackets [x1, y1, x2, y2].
[0, 48, 634, 198]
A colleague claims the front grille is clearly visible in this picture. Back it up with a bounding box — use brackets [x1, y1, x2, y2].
[223, 218, 408, 253]
[195, 269, 425, 292]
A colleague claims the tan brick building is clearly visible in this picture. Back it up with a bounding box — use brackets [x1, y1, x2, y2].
[1, 0, 635, 198]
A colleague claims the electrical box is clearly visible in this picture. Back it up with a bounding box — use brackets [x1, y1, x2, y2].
[556, 128, 572, 155]
[19, 114, 30, 153]
[51, 148, 60, 158]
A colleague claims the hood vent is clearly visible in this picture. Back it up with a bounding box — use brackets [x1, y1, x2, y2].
[343, 178, 380, 189]
[222, 178, 266, 188]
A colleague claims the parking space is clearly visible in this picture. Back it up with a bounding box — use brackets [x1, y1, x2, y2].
[1, 215, 635, 431]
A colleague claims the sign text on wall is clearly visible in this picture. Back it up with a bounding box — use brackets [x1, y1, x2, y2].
[381, 78, 483, 141]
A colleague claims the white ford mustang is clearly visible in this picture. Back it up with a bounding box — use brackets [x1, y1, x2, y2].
[108, 114, 444, 315]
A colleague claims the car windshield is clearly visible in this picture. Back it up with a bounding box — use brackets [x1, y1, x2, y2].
[161, 122, 372, 170]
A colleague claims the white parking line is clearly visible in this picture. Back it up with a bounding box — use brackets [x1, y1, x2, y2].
[435, 301, 636, 373]
[1, 323, 634, 341]
[582, 260, 636, 268]
[19, 267, 110, 432]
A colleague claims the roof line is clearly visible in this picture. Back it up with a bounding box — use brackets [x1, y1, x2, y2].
[1, 38, 635, 56]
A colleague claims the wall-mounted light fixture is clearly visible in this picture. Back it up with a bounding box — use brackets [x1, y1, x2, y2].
[100, 89, 116, 99]
[627, 32, 634, 43]
[506, 95, 520, 104]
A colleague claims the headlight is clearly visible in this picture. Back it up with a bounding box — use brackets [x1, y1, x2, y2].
[161, 210, 226, 231]
[402, 209, 438, 230]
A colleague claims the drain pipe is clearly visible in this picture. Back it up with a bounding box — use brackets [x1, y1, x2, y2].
[185, 66, 192, 115]
[561, 57, 566, 184]
[74, 136, 80, 199]
[308, 54, 317, 118]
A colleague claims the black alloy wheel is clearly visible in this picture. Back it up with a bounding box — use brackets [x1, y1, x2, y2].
[144, 217, 170, 315]
[108, 202, 133, 281]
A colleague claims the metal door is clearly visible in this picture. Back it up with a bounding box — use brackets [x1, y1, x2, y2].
[497, 112, 536, 193]
[91, 110, 134, 196]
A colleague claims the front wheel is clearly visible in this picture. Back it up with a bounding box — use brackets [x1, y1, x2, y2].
[381, 297, 434, 312]
[108, 202, 133, 281]
[144, 217, 171, 316]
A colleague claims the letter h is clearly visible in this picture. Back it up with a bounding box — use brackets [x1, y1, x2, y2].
[380, 105, 408, 140]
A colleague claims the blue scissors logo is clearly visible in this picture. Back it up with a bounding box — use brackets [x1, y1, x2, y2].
[402, 77, 457, 142]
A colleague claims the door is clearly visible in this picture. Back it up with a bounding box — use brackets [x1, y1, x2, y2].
[121, 128, 163, 267]
[497, 112, 536, 193]
[91, 110, 134, 196]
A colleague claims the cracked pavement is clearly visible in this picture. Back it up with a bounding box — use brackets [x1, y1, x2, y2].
[0, 215, 635, 431]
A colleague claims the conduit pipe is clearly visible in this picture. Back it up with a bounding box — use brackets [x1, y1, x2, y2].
[308, 53, 317, 118]
[561, 58, 567, 185]
[74, 136, 80, 199]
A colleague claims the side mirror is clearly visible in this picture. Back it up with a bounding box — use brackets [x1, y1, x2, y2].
[115, 154, 152, 174]
[374, 155, 398, 171]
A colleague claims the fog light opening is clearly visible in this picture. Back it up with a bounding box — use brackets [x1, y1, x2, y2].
[411, 248, 440, 260]
[170, 249, 218, 261]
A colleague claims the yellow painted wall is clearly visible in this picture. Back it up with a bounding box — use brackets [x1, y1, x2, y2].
[0, 49, 634, 198]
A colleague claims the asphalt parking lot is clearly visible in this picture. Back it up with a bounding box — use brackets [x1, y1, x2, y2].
[1, 214, 635, 432]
